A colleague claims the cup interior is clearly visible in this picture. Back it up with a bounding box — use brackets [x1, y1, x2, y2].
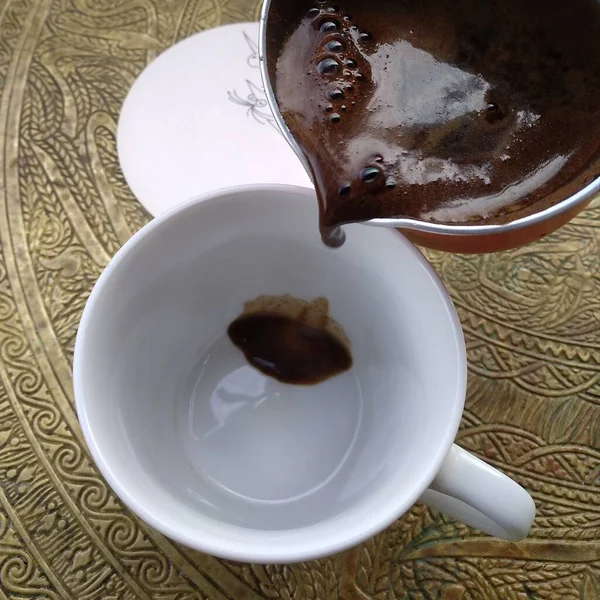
[74, 185, 465, 562]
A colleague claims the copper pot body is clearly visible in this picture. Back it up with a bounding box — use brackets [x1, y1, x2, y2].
[400, 196, 595, 253]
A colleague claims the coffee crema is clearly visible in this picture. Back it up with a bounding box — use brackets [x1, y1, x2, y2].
[267, 0, 600, 245]
[227, 295, 352, 384]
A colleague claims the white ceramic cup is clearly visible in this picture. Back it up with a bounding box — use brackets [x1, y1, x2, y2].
[74, 184, 535, 563]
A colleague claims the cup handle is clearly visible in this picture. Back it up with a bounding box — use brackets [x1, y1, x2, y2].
[419, 444, 535, 541]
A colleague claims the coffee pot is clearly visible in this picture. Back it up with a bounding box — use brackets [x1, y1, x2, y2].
[258, 0, 599, 253]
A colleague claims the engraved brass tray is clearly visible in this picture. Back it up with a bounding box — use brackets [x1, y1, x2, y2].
[0, 0, 598, 597]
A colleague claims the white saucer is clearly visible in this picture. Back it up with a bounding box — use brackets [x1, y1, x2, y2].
[117, 22, 312, 217]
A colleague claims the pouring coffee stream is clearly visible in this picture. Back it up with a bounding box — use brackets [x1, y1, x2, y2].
[259, 0, 600, 251]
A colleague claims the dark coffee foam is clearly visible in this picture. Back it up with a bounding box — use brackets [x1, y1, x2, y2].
[267, 0, 600, 243]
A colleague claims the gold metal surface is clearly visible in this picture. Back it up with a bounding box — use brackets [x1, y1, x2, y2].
[0, 0, 598, 597]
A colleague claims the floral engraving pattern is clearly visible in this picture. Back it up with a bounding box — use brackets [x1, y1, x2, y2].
[227, 29, 279, 131]
[0, 0, 598, 597]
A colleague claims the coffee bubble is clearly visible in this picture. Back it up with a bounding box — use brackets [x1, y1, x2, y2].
[319, 20, 338, 33]
[328, 88, 345, 100]
[325, 39, 345, 52]
[360, 166, 380, 183]
[338, 183, 351, 196]
[317, 57, 340, 75]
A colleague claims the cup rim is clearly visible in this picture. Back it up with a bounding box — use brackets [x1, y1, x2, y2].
[74, 183, 467, 563]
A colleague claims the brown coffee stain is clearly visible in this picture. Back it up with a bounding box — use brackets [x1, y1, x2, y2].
[228, 295, 352, 384]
